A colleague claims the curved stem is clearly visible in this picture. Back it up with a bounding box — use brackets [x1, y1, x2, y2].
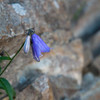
[0, 42, 25, 76]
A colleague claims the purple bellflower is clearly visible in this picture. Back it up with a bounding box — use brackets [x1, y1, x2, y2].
[31, 33, 50, 62]
[24, 28, 51, 62]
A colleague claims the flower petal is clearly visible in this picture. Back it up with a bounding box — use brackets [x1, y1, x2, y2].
[31, 36, 41, 62]
[24, 35, 30, 53]
[32, 34, 50, 53]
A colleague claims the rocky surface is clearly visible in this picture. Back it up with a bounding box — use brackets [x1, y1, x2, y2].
[0, 0, 83, 38]
[72, 0, 100, 40]
[71, 73, 100, 100]
[1, 0, 100, 100]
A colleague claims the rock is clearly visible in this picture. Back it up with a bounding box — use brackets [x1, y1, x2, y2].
[2, 97, 9, 100]
[73, 0, 100, 41]
[1, 30, 86, 86]
[60, 97, 70, 100]
[64, 98, 70, 100]
[82, 43, 93, 67]
[81, 32, 100, 76]
[72, 79, 100, 100]
[16, 74, 79, 100]
[16, 69, 43, 92]
[82, 72, 95, 87]
[5, 69, 79, 100]
[0, 0, 82, 39]
[92, 56, 100, 75]
[32, 75, 54, 100]
[1, 0, 100, 100]
[22, 38, 85, 84]
[0, 0, 85, 87]
[1, 70, 54, 100]
[0, 30, 93, 100]
[87, 31, 100, 58]
[16, 85, 41, 100]
[41, 30, 72, 46]
[81, 31, 100, 76]
[49, 75, 79, 100]
[0, 0, 84, 56]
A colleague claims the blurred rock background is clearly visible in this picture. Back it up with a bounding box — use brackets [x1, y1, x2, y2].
[0, 0, 100, 100]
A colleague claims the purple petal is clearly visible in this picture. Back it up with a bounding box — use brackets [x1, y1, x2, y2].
[32, 34, 50, 53]
[31, 36, 41, 62]
[24, 35, 30, 53]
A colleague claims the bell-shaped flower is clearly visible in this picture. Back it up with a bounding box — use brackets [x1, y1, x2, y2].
[31, 34, 50, 62]
[24, 35, 30, 54]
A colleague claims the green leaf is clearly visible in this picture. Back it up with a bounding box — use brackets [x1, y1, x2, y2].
[0, 82, 4, 89]
[0, 56, 11, 61]
[0, 78, 15, 100]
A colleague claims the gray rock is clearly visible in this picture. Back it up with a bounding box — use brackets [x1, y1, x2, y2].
[82, 72, 95, 86]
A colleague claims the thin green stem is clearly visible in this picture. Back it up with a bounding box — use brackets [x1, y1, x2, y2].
[0, 42, 25, 76]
